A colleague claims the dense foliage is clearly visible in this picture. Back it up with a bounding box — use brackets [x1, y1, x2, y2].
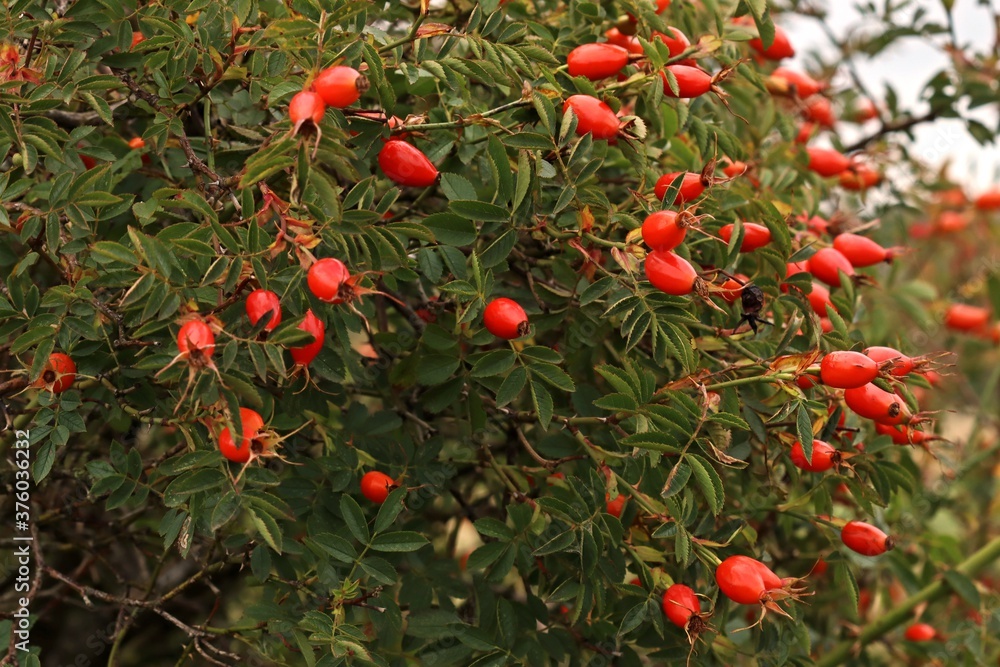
[2, 0, 999, 665]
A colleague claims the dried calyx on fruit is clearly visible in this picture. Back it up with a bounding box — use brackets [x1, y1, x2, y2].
[715, 555, 810, 629]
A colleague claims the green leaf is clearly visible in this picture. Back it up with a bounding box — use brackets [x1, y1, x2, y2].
[340, 494, 370, 544]
[593, 393, 638, 413]
[249, 508, 283, 554]
[796, 403, 814, 463]
[471, 349, 517, 377]
[163, 469, 227, 504]
[369, 531, 429, 552]
[503, 132, 553, 150]
[709, 412, 750, 431]
[449, 199, 511, 222]
[529, 362, 576, 392]
[373, 487, 408, 534]
[686, 454, 724, 515]
[661, 461, 691, 498]
[417, 354, 461, 385]
[496, 366, 527, 406]
[92, 241, 139, 265]
[530, 380, 554, 429]
[423, 213, 478, 246]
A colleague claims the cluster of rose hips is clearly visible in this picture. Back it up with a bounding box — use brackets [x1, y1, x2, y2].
[287, 65, 439, 187]
[158, 245, 533, 496]
[547, 9, 979, 644]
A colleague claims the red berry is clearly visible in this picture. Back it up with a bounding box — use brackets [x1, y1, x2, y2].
[641, 210, 692, 251]
[841, 520, 893, 556]
[833, 233, 896, 267]
[130, 31, 145, 49]
[874, 422, 932, 445]
[605, 28, 644, 55]
[864, 346, 913, 376]
[800, 282, 834, 317]
[974, 189, 1000, 211]
[605, 492, 627, 518]
[290, 310, 325, 366]
[307, 258, 351, 304]
[721, 160, 744, 178]
[218, 408, 265, 464]
[563, 95, 620, 140]
[289, 90, 325, 132]
[820, 351, 879, 389]
[567, 43, 630, 80]
[645, 250, 699, 296]
[796, 374, 819, 390]
[934, 211, 968, 234]
[806, 147, 851, 177]
[654, 0, 670, 13]
[790, 439, 840, 472]
[484, 298, 529, 340]
[803, 96, 836, 128]
[35, 352, 77, 394]
[378, 140, 439, 188]
[719, 222, 772, 252]
[128, 137, 145, 150]
[246, 289, 282, 331]
[844, 383, 911, 425]
[662, 584, 701, 629]
[944, 303, 990, 332]
[715, 555, 784, 605]
[360, 470, 396, 504]
[808, 247, 855, 287]
[749, 24, 795, 60]
[851, 98, 879, 122]
[718, 275, 747, 304]
[796, 122, 816, 145]
[904, 623, 937, 642]
[653, 27, 691, 59]
[839, 165, 882, 191]
[661, 64, 713, 98]
[313, 66, 367, 108]
[654, 172, 705, 204]
[177, 320, 215, 359]
[770, 68, 823, 98]
[785, 260, 810, 278]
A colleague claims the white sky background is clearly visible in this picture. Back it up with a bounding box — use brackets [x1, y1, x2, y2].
[782, 0, 1000, 192]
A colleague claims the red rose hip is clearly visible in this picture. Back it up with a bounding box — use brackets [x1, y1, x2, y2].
[378, 140, 439, 188]
[484, 298, 529, 339]
[567, 43, 630, 80]
[361, 470, 396, 504]
[218, 407, 265, 463]
[820, 350, 879, 388]
[35, 352, 77, 394]
[841, 520, 894, 556]
[313, 65, 368, 108]
[246, 289, 282, 331]
[290, 310, 326, 366]
[563, 95, 621, 141]
[307, 258, 351, 304]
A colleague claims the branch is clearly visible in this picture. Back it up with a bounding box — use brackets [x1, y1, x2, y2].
[843, 109, 941, 153]
[816, 535, 1000, 667]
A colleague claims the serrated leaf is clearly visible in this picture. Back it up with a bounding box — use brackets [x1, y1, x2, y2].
[369, 531, 429, 552]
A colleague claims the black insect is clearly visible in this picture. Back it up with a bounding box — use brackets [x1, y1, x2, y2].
[737, 284, 772, 334]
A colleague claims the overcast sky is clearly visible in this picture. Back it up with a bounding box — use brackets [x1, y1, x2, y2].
[782, 0, 999, 192]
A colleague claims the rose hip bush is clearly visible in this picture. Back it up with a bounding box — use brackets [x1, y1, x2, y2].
[2, 0, 1000, 665]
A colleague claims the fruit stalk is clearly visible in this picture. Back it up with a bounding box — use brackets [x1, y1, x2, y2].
[816, 534, 1000, 667]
